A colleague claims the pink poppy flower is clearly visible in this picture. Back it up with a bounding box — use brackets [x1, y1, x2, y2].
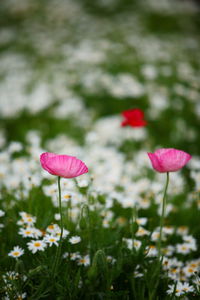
[121, 108, 147, 127]
[147, 148, 192, 173]
[40, 152, 88, 178]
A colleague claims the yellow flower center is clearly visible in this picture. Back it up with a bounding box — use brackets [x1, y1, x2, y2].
[48, 225, 55, 230]
[188, 268, 194, 273]
[171, 268, 177, 273]
[181, 246, 187, 251]
[34, 242, 41, 247]
[149, 245, 155, 249]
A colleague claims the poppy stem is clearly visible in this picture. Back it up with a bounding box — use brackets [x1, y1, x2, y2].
[149, 173, 170, 300]
[158, 172, 169, 261]
[52, 176, 63, 277]
[131, 206, 137, 251]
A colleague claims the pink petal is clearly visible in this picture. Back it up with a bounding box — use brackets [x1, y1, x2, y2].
[148, 152, 164, 172]
[40, 152, 88, 178]
[148, 148, 192, 173]
[157, 149, 192, 172]
[40, 152, 58, 174]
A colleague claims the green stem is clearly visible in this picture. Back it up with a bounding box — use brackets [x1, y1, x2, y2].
[52, 176, 63, 277]
[131, 206, 137, 251]
[158, 172, 169, 262]
[148, 173, 170, 300]
[87, 201, 92, 265]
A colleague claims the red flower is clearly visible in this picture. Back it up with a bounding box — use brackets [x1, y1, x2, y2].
[121, 109, 147, 127]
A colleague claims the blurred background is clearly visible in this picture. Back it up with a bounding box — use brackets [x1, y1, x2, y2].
[0, 0, 200, 155]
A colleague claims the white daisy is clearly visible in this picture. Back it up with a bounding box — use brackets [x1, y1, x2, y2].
[55, 228, 70, 239]
[46, 224, 69, 238]
[3, 271, 20, 283]
[18, 212, 36, 226]
[146, 245, 158, 257]
[8, 246, 24, 258]
[177, 226, 188, 236]
[44, 234, 59, 246]
[163, 226, 174, 235]
[176, 243, 192, 255]
[69, 236, 81, 244]
[136, 226, 150, 237]
[77, 255, 90, 266]
[167, 281, 194, 296]
[162, 245, 175, 257]
[32, 227, 43, 239]
[0, 209, 5, 217]
[19, 227, 35, 238]
[180, 282, 194, 294]
[27, 240, 46, 254]
[136, 217, 147, 226]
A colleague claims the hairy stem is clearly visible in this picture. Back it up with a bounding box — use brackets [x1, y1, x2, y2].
[52, 176, 63, 277]
[158, 172, 169, 261]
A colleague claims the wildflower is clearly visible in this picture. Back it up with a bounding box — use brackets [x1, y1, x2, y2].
[32, 227, 43, 239]
[70, 252, 81, 260]
[162, 257, 183, 271]
[167, 283, 180, 296]
[176, 243, 193, 255]
[3, 271, 19, 282]
[54, 213, 61, 220]
[162, 245, 175, 257]
[167, 282, 194, 296]
[183, 265, 197, 277]
[162, 257, 170, 270]
[46, 224, 69, 238]
[8, 246, 24, 258]
[146, 245, 158, 257]
[139, 198, 150, 209]
[148, 148, 191, 173]
[44, 234, 59, 246]
[18, 212, 36, 226]
[18, 227, 35, 238]
[106, 256, 116, 264]
[177, 226, 188, 236]
[151, 231, 161, 241]
[69, 236, 81, 244]
[163, 226, 174, 235]
[77, 179, 89, 188]
[136, 226, 150, 237]
[181, 282, 195, 293]
[133, 240, 142, 250]
[77, 255, 90, 266]
[27, 240, 46, 254]
[0, 223, 4, 230]
[183, 235, 197, 250]
[5, 292, 27, 300]
[123, 238, 141, 250]
[0, 209, 5, 217]
[193, 276, 200, 290]
[55, 228, 70, 239]
[46, 224, 59, 234]
[136, 217, 147, 226]
[121, 109, 147, 127]
[168, 267, 181, 281]
[40, 152, 88, 178]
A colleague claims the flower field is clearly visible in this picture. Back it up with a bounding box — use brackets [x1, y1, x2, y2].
[0, 0, 200, 299]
